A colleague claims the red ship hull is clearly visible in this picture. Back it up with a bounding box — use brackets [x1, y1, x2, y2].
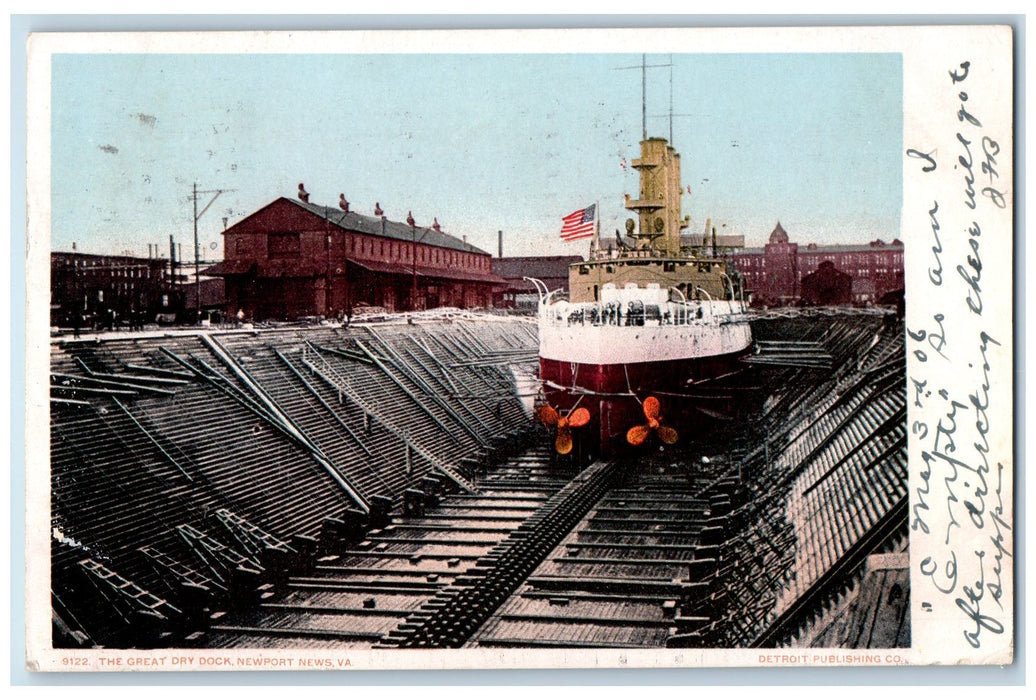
[539, 349, 750, 457]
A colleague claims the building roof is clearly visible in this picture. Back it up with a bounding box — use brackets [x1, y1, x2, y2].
[182, 277, 225, 308]
[351, 257, 505, 284]
[415, 265, 504, 284]
[679, 233, 746, 248]
[202, 259, 257, 276]
[768, 221, 789, 244]
[205, 256, 504, 284]
[491, 255, 583, 281]
[52, 251, 168, 266]
[737, 241, 905, 256]
[290, 198, 490, 256]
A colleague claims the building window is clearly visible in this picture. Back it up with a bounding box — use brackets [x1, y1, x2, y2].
[268, 232, 300, 257]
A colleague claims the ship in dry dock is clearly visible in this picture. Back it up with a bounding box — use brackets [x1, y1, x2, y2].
[534, 135, 753, 456]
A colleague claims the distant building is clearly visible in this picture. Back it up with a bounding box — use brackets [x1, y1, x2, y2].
[728, 223, 904, 306]
[491, 255, 583, 309]
[182, 277, 227, 321]
[680, 231, 746, 254]
[800, 260, 853, 306]
[206, 197, 504, 320]
[50, 251, 179, 329]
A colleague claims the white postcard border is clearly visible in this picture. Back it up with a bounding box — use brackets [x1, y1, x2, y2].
[24, 24, 1015, 671]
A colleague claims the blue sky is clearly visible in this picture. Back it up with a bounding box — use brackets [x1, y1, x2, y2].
[50, 51, 902, 259]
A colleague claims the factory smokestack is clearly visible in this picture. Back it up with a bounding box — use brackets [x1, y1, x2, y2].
[169, 235, 176, 287]
[498, 230, 503, 258]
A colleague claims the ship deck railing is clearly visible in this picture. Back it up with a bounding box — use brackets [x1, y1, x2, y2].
[537, 299, 749, 329]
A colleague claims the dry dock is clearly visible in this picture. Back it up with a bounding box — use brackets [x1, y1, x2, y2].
[49, 311, 907, 650]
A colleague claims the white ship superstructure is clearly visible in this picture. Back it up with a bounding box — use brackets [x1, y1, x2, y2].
[534, 132, 754, 455]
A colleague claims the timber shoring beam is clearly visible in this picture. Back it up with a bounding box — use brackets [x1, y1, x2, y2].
[749, 497, 908, 648]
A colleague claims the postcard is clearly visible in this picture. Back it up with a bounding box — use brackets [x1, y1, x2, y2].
[24, 24, 1014, 671]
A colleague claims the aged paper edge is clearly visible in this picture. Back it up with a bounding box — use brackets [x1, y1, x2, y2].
[23, 24, 1015, 671]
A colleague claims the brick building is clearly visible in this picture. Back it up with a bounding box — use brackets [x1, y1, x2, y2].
[491, 255, 583, 309]
[50, 251, 179, 329]
[729, 222, 904, 306]
[206, 197, 503, 320]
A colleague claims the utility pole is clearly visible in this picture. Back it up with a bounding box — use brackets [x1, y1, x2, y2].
[325, 213, 333, 318]
[410, 219, 418, 312]
[190, 183, 235, 323]
[193, 183, 199, 322]
[406, 212, 430, 312]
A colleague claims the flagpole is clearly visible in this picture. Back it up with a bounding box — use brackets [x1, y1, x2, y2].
[592, 201, 600, 259]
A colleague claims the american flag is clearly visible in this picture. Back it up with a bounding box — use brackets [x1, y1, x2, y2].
[560, 204, 596, 240]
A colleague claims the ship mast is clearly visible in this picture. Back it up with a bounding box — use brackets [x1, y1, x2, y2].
[618, 54, 672, 144]
[641, 54, 647, 141]
[668, 55, 673, 144]
[613, 55, 689, 258]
